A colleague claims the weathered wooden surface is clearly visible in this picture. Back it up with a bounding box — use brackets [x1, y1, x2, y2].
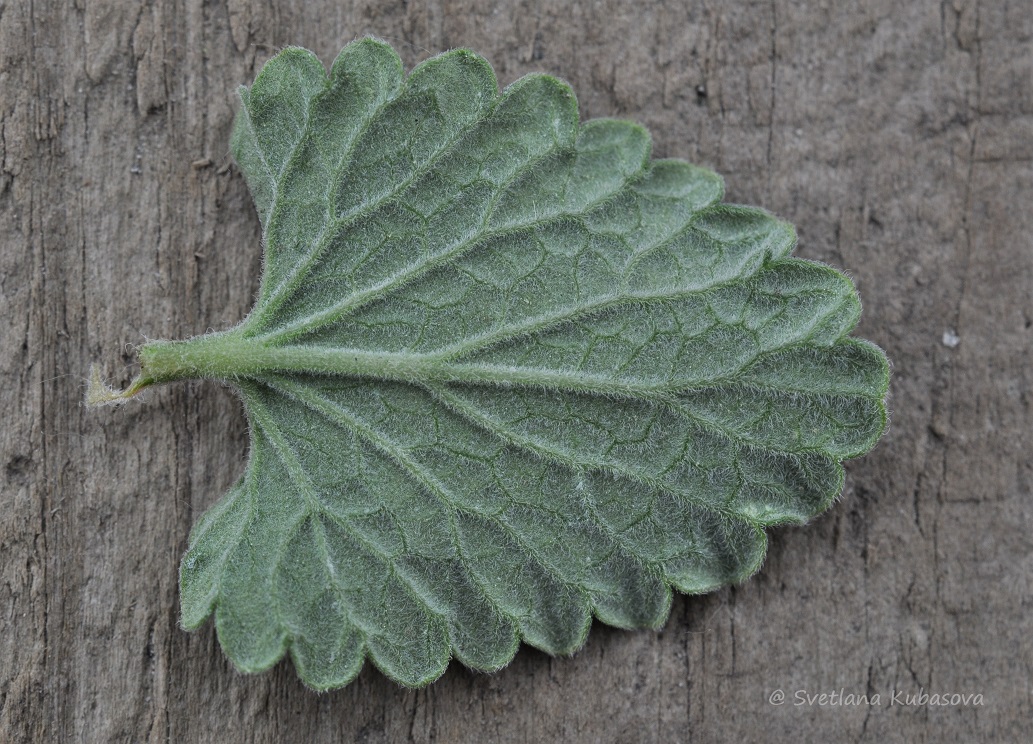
[2, 1, 1030, 741]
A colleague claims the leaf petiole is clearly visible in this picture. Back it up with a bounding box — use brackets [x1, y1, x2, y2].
[97, 331, 692, 400]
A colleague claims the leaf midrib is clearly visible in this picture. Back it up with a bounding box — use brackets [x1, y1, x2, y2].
[141, 328, 882, 407]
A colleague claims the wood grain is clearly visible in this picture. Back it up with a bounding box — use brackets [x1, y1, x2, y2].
[2, 1, 1030, 741]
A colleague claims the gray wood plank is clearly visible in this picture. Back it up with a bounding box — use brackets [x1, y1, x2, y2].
[2, 1, 1029, 741]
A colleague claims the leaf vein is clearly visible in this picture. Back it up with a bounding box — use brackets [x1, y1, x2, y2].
[264, 376, 589, 627]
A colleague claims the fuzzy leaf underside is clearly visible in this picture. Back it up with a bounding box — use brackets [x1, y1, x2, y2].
[175, 39, 889, 689]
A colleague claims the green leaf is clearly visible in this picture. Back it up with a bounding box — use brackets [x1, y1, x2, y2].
[91, 39, 889, 689]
